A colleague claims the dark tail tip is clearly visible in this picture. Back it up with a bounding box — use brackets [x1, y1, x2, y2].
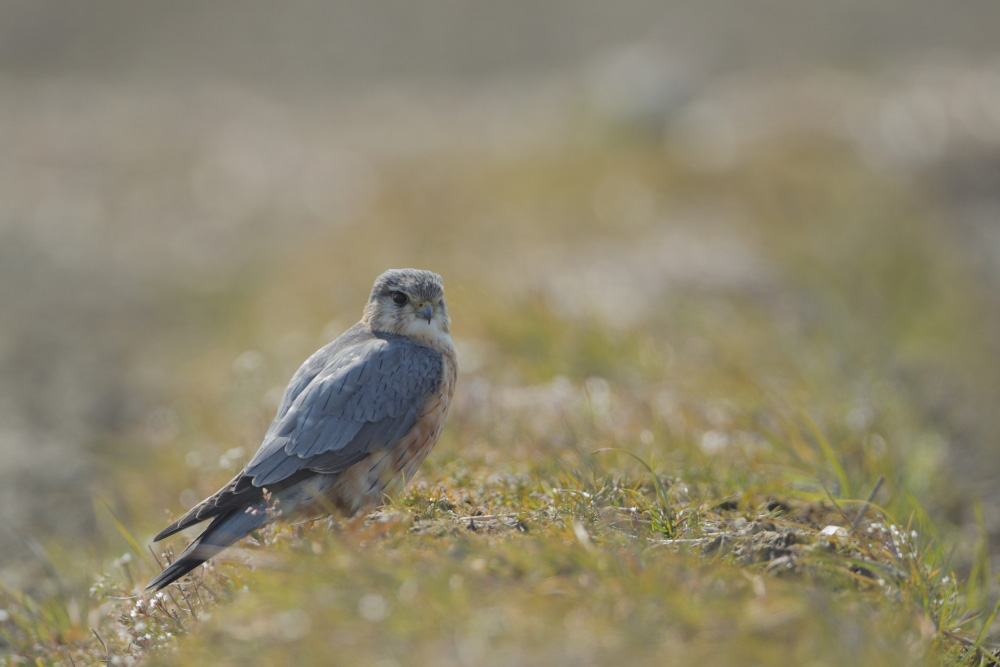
[144, 554, 206, 592]
[152, 524, 181, 543]
[145, 508, 261, 591]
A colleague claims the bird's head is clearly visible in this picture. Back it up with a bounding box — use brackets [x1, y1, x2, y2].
[363, 268, 451, 345]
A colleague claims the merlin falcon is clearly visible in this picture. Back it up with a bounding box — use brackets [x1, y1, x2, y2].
[146, 269, 457, 591]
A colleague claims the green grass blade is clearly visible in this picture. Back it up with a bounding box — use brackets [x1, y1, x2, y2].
[801, 411, 851, 497]
[94, 496, 151, 568]
[594, 447, 674, 536]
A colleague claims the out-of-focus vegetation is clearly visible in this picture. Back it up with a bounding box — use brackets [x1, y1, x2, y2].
[3, 3, 1000, 664]
[4, 81, 1000, 662]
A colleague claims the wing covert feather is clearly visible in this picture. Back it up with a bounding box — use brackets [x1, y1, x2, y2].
[244, 327, 442, 487]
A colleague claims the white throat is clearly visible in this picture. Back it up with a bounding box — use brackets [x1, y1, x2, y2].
[399, 317, 453, 352]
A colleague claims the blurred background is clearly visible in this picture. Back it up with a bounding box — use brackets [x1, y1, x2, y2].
[2, 0, 1000, 586]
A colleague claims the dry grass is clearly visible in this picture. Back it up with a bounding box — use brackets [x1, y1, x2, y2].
[3, 119, 999, 666]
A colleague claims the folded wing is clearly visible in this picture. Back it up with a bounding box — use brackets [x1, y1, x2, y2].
[153, 325, 442, 541]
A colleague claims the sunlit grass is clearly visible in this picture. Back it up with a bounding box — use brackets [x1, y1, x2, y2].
[3, 125, 999, 665]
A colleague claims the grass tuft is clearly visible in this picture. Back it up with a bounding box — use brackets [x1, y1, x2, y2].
[4, 110, 999, 666]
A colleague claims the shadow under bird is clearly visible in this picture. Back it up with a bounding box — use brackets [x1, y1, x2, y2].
[145, 268, 457, 591]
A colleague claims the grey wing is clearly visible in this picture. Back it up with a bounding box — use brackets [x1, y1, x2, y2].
[243, 329, 443, 487]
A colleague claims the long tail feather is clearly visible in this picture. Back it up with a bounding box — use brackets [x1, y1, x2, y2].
[145, 507, 270, 591]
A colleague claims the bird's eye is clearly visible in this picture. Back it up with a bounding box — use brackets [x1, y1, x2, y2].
[391, 291, 409, 306]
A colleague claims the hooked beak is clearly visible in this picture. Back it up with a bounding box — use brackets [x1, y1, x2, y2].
[417, 303, 433, 323]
